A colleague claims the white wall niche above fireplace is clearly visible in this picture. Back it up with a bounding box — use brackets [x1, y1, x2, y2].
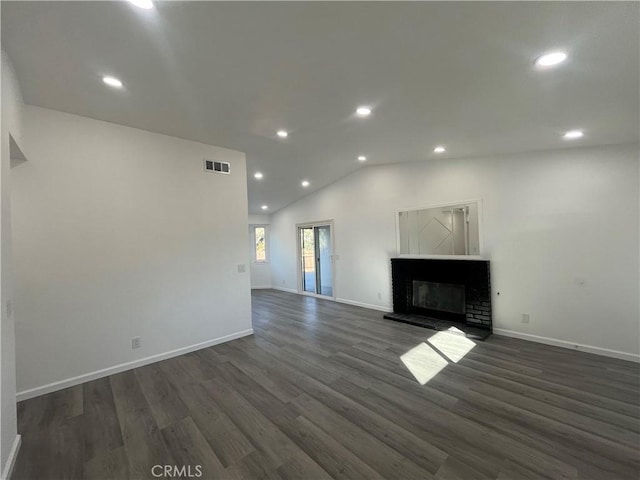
[396, 199, 484, 258]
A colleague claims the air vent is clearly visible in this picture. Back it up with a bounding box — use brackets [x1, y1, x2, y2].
[204, 159, 231, 174]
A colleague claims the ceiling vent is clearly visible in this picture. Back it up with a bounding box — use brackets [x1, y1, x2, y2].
[204, 159, 231, 174]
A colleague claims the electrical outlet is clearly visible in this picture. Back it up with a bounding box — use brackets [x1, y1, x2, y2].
[132, 337, 141, 349]
[282, 279, 286, 285]
[237, 264, 246, 273]
[521, 314, 530, 324]
[377, 292, 382, 300]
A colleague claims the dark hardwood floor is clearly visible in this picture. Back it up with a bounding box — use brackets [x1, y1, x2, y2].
[13, 289, 640, 479]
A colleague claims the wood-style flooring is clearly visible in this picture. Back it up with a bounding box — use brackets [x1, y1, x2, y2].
[13, 289, 640, 479]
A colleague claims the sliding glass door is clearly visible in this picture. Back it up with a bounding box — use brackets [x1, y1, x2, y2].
[298, 223, 334, 298]
[300, 227, 316, 294]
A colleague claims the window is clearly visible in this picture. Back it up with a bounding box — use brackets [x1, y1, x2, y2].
[254, 226, 267, 262]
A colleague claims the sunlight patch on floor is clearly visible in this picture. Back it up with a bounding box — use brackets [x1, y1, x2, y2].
[427, 328, 476, 363]
[400, 342, 448, 385]
[401, 327, 476, 384]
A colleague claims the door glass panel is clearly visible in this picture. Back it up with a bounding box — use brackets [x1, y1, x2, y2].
[300, 227, 316, 293]
[317, 225, 333, 296]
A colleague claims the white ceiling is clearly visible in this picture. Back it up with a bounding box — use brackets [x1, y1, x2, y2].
[2, 1, 638, 214]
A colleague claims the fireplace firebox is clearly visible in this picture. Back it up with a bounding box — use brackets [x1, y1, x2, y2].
[412, 281, 466, 315]
[384, 258, 492, 339]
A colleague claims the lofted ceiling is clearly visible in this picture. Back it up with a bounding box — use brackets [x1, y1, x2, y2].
[2, 1, 638, 214]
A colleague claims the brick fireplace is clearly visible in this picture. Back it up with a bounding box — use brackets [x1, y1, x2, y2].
[385, 258, 492, 339]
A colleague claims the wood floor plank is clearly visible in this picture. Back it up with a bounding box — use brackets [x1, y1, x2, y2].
[279, 415, 385, 480]
[454, 356, 640, 418]
[277, 451, 333, 480]
[134, 362, 190, 429]
[495, 459, 555, 480]
[82, 377, 124, 462]
[210, 361, 300, 427]
[110, 371, 174, 479]
[216, 342, 304, 403]
[299, 374, 448, 474]
[18, 385, 84, 435]
[328, 376, 505, 478]
[291, 393, 434, 479]
[364, 376, 581, 480]
[14, 289, 640, 479]
[469, 379, 640, 447]
[453, 399, 631, 479]
[435, 456, 495, 480]
[199, 376, 300, 468]
[160, 416, 228, 480]
[13, 416, 84, 480]
[175, 382, 255, 468]
[223, 450, 283, 480]
[83, 446, 130, 480]
[441, 360, 640, 432]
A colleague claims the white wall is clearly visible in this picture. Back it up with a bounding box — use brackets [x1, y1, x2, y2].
[0, 50, 23, 479]
[12, 106, 253, 398]
[248, 214, 271, 289]
[270, 144, 640, 360]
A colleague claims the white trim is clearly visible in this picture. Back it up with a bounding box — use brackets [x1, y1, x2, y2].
[268, 288, 392, 313]
[493, 328, 640, 363]
[335, 297, 392, 313]
[397, 198, 483, 214]
[299, 290, 334, 301]
[395, 254, 487, 261]
[272, 285, 298, 294]
[251, 285, 272, 290]
[1, 435, 21, 480]
[16, 329, 254, 402]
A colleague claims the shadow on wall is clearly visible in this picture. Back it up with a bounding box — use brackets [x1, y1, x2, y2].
[9, 135, 27, 168]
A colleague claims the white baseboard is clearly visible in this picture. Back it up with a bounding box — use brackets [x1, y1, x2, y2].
[272, 286, 298, 294]
[16, 329, 254, 402]
[271, 287, 391, 313]
[1, 435, 21, 480]
[493, 328, 640, 363]
[251, 285, 272, 290]
[335, 297, 392, 313]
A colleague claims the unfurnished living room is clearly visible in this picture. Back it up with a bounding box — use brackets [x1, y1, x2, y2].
[1, 1, 639, 479]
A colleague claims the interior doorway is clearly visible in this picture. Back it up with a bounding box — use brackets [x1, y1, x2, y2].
[298, 222, 334, 298]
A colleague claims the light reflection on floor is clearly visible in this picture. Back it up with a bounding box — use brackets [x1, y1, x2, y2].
[400, 327, 476, 385]
[427, 327, 476, 363]
[400, 342, 448, 384]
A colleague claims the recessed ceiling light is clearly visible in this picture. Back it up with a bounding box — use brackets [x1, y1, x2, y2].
[301, 180, 310, 187]
[535, 51, 567, 68]
[563, 129, 584, 139]
[277, 130, 288, 138]
[127, 0, 154, 9]
[358, 155, 367, 162]
[102, 76, 123, 88]
[433, 146, 446, 153]
[254, 172, 263, 179]
[261, 205, 268, 210]
[356, 106, 372, 117]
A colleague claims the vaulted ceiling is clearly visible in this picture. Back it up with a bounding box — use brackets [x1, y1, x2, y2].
[2, 1, 638, 213]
